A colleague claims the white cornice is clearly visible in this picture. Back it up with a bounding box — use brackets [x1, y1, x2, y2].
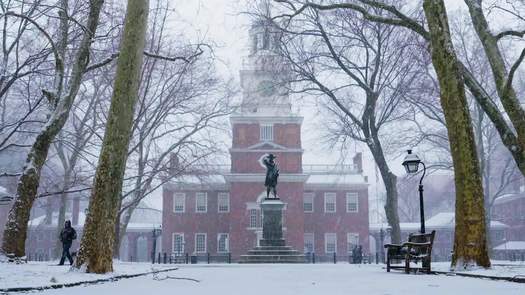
[164, 182, 229, 191]
[246, 141, 288, 150]
[230, 115, 303, 125]
[304, 183, 369, 190]
[230, 148, 304, 153]
[224, 173, 309, 182]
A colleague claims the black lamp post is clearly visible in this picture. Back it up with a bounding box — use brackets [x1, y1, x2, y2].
[402, 149, 427, 234]
[151, 226, 162, 263]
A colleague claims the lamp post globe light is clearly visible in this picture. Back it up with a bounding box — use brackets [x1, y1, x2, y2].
[402, 149, 427, 234]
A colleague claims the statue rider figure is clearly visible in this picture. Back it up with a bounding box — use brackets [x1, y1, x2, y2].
[263, 154, 279, 199]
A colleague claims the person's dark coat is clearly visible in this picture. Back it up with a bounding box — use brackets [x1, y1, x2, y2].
[60, 220, 77, 245]
[58, 220, 77, 265]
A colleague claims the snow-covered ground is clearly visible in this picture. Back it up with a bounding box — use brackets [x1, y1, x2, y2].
[0, 261, 175, 290]
[433, 260, 525, 278]
[1, 262, 524, 294]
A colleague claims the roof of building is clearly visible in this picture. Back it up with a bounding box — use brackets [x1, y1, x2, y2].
[166, 166, 368, 190]
[29, 212, 87, 227]
[28, 204, 162, 231]
[171, 174, 226, 185]
[305, 174, 366, 185]
[0, 185, 7, 195]
[370, 212, 508, 232]
[369, 222, 420, 231]
[494, 241, 525, 251]
[493, 192, 525, 205]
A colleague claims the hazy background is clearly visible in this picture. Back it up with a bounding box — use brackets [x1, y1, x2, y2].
[141, 0, 470, 222]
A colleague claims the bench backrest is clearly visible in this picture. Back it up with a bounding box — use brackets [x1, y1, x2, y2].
[408, 230, 436, 255]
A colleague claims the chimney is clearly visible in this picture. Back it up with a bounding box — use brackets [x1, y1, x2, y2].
[169, 153, 180, 175]
[353, 152, 363, 173]
[72, 197, 80, 226]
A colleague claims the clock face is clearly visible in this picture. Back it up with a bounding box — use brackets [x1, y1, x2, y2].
[257, 80, 276, 97]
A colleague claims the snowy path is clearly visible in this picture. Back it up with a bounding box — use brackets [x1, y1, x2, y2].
[16, 264, 525, 295]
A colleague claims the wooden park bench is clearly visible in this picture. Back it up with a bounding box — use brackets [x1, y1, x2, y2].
[384, 230, 435, 274]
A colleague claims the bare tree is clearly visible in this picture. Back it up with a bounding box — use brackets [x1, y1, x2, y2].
[0, 0, 55, 163]
[263, 1, 421, 243]
[75, 0, 150, 273]
[272, 0, 491, 268]
[112, 1, 232, 257]
[2, 0, 105, 260]
[463, 0, 525, 176]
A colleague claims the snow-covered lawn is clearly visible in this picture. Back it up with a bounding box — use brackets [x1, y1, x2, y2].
[0, 261, 175, 290]
[433, 260, 525, 278]
[2, 262, 524, 295]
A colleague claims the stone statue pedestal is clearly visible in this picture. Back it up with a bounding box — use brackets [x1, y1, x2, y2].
[239, 198, 305, 263]
[260, 199, 285, 247]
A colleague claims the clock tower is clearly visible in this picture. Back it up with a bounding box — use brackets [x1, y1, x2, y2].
[226, 19, 306, 256]
[239, 19, 293, 116]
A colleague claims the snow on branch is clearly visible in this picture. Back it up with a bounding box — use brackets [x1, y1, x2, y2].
[504, 46, 525, 94]
[85, 45, 207, 73]
[495, 29, 525, 41]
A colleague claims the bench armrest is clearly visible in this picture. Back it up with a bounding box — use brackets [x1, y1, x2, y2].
[384, 243, 404, 249]
[403, 242, 432, 249]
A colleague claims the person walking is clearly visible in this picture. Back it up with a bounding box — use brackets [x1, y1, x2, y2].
[58, 220, 77, 265]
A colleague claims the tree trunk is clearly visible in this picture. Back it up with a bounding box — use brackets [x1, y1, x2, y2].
[113, 210, 122, 259]
[54, 172, 70, 259]
[75, 0, 149, 273]
[423, 0, 490, 269]
[114, 137, 145, 258]
[368, 137, 401, 244]
[1, 0, 104, 259]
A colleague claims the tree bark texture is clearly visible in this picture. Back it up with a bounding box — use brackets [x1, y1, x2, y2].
[423, 0, 490, 269]
[1, 0, 104, 259]
[368, 137, 401, 244]
[75, 0, 149, 273]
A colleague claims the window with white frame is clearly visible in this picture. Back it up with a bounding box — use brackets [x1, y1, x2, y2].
[324, 193, 336, 213]
[325, 233, 337, 254]
[347, 233, 359, 253]
[195, 192, 207, 213]
[172, 233, 184, 254]
[218, 193, 230, 213]
[195, 233, 207, 253]
[249, 209, 258, 228]
[304, 233, 315, 253]
[303, 193, 314, 213]
[346, 192, 359, 213]
[173, 193, 185, 213]
[260, 124, 273, 142]
[217, 233, 229, 253]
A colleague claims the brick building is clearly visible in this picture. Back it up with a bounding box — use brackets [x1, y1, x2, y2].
[492, 177, 525, 256]
[161, 21, 370, 260]
[26, 198, 161, 262]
